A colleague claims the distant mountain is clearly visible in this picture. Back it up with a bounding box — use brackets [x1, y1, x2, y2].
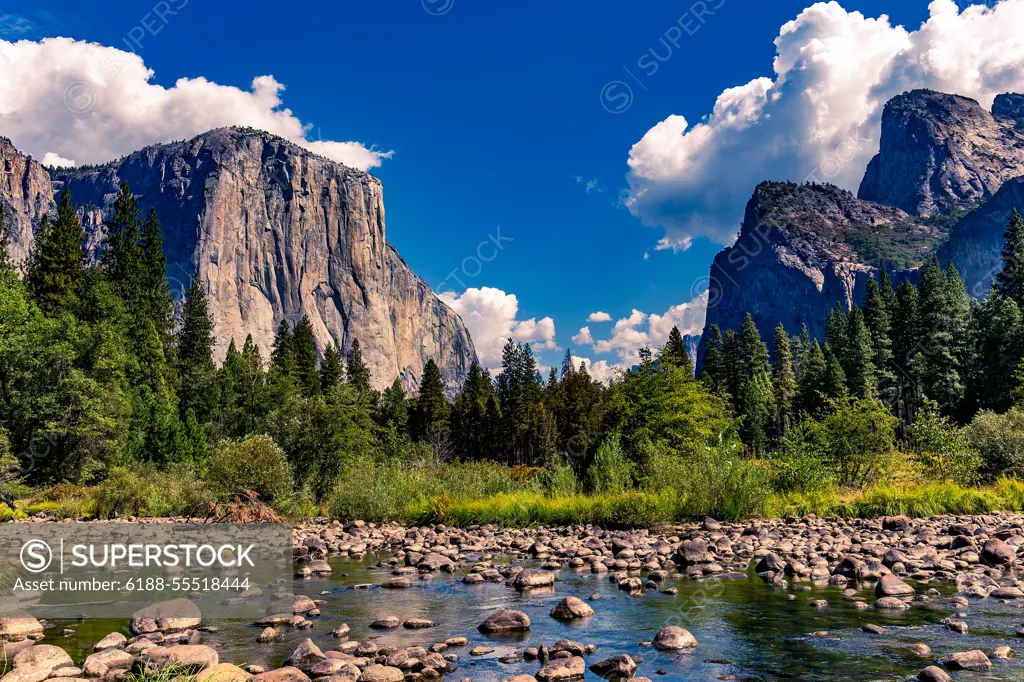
[697, 89, 1024, 366]
[1, 128, 477, 394]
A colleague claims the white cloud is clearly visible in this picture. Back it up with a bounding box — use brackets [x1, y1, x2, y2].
[0, 37, 391, 171]
[439, 287, 559, 369]
[572, 326, 594, 345]
[589, 290, 709, 370]
[41, 152, 75, 168]
[568, 355, 620, 384]
[626, 0, 1024, 247]
[587, 311, 612, 322]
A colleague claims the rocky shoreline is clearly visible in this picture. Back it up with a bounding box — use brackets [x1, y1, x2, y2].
[6, 512, 1024, 682]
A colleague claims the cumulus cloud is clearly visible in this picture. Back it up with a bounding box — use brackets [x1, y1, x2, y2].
[0, 37, 390, 171]
[567, 355, 619, 384]
[439, 287, 559, 369]
[572, 326, 594, 345]
[587, 311, 612, 322]
[626, 0, 1024, 248]
[590, 290, 708, 369]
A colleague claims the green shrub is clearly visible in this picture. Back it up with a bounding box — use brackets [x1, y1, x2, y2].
[586, 436, 634, 494]
[329, 457, 426, 522]
[209, 435, 293, 501]
[769, 421, 838, 494]
[537, 466, 579, 497]
[967, 406, 1024, 480]
[93, 467, 154, 519]
[146, 463, 219, 517]
[909, 400, 981, 485]
[681, 442, 769, 521]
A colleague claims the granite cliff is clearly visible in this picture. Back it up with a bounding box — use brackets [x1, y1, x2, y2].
[1, 128, 477, 394]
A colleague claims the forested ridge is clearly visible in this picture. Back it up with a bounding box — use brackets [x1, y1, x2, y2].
[6, 183, 1024, 524]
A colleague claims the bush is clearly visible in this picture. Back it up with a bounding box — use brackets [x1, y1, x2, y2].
[329, 457, 426, 522]
[769, 421, 838, 494]
[586, 436, 634, 494]
[909, 400, 981, 486]
[94, 467, 154, 519]
[209, 435, 293, 501]
[537, 466, 579, 497]
[147, 463, 219, 517]
[967, 406, 1024, 480]
[681, 442, 769, 521]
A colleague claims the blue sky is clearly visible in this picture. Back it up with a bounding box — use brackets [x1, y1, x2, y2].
[0, 0, 999, 376]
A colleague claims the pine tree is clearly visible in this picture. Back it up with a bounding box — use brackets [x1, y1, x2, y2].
[271, 319, 295, 376]
[771, 324, 796, 437]
[412, 359, 450, 442]
[891, 278, 922, 425]
[722, 329, 744, 414]
[450, 360, 496, 460]
[822, 344, 848, 402]
[176, 276, 217, 422]
[796, 340, 827, 416]
[375, 378, 409, 433]
[864, 276, 896, 405]
[738, 314, 773, 453]
[292, 315, 321, 397]
[792, 324, 811, 380]
[844, 307, 875, 397]
[916, 256, 963, 413]
[700, 325, 726, 394]
[26, 190, 86, 312]
[320, 342, 344, 393]
[346, 338, 372, 394]
[659, 326, 693, 376]
[824, 303, 848, 373]
[138, 208, 173, 343]
[995, 208, 1024, 306]
[102, 180, 143, 303]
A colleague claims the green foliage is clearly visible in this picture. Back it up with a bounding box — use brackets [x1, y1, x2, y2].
[26, 190, 86, 313]
[995, 208, 1024, 306]
[411, 359, 450, 441]
[209, 435, 293, 501]
[94, 466, 154, 519]
[811, 397, 897, 488]
[909, 399, 981, 485]
[966, 406, 1024, 480]
[345, 338, 372, 395]
[586, 436, 634, 494]
[680, 442, 769, 521]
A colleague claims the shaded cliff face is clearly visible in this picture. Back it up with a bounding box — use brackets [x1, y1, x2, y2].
[858, 90, 1024, 217]
[938, 175, 1024, 299]
[699, 182, 941, 362]
[4, 128, 476, 394]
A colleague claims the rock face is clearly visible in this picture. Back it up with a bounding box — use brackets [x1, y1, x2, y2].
[858, 90, 1024, 217]
[698, 181, 937, 363]
[0, 128, 476, 394]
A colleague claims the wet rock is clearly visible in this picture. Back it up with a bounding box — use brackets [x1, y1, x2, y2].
[536, 656, 585, 682]
[652, 627, 698, 650]
[469, 647, 494, 656]
[511, 569, 555, 589]
[94, 633, 127, 652]
[550, 597, 594, 621]
[331, 624, 351, 638]
[941, 650, 991, 671]
[381, 578, 412, 589]
[285, 639, 327, 673]
[917, 666, 951, 682]
[876, 574, 915, 597]
[993, 645, 1014, 659]
[990, 586, 1024, 599]
[357, 665, 404, 682]
[251, 667, 311, 682]
[945, 621, 968, 634]
[403, 619, 435, 629]
[141, 644, 219, 673]
[258, 628, 277, 643]
[129, 598, 202, 635]
[981, 539, 1016, 566]
[874, 597, 909, 611]
[479, 610, 531, 633]
[862, 624, 887, 634]
[370, 617, 400, 629]
[588, 654, 636, 680]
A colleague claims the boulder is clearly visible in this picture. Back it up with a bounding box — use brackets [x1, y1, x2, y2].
[876, 574, 915, 597]
[0, 619, 44, 641]
[203, 664, 255, 682]
[357, 665, 404, 682]
[588, 655, 636, 680]
[82, 648, 135, 678]
[941, 650, 992, 671]
[141, 644, 219, 673]
[981, 539, 1016, 566]
[130, 599, 202, 635]
[536, 656, 585, 682]
[652, 627, 698, 650]
[285, 639, 327, 673]
[550, 597, 594, 621]
[479, 610, 531, 633]
[9, 645, 74, 682]
[93, 633, 127, 652]
[917, 666, 951, 682]
[511, 569, 555, 589]
[252, 667, 311, 682]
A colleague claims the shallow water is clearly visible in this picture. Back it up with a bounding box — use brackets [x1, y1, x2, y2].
[36, 552, 1024, 681]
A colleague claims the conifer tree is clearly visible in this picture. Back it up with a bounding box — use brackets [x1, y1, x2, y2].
[995, 209, 1024, 306]
[450, 360, 496, 460]
[346, 338, 372, 395]
[176, 276, 217, 422]
[659, 326, 693, 376]
[916, 256, 962, 413]
[375, 378, 409, 433]
[844, 307, 875, 397]
[271, 319, 295, 376]
[824, 303, 848, 373]
[796, 340, 827, 416]
[102, 180, 142, 302]
[891, 278, 922, 424]
[738, 314, 774, 452]
[864, 276, 896, 405]
[792, 324, 811, 380]
[138, 208, 173, 343]
[700, 325, 726, 394]
[822, 345, 848, 402]
[412, 359, 450, 442]
[292, 315, 321, 397]
[771, 323, 796, 437]
[0, 204, 13, 278]
[722, 329, 744, 413]
[320, 343, 344, 393]
[26, 190, 86, 312]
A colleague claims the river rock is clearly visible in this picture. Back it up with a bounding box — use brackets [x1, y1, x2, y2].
[82, 648, 135, 677]
[941, 650, 992, 671]
[479, 610, 531, 633]
[652, 627, 698, 650]
[93, 632, 127, 652]
[285, 639, 328, 673]
[550, 597, 594, 621]
[141, 644, 219, 673]
[370, 617, 400, 629]
[536, 656, 585, 682]
[258, 628, 277, 643]
[130, 599, 202, 634]
[252, 667, 311, 682]
[981, 539, 1016, 566]
[357, 665, 404, 682]
[511, 569, 555, 589]
[876, 574, 915, 597]
[918, 666, 951, 682]
[588, 654, 636, 680]
[9, 644, 74, 682]
[203, 663, 255, 682]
